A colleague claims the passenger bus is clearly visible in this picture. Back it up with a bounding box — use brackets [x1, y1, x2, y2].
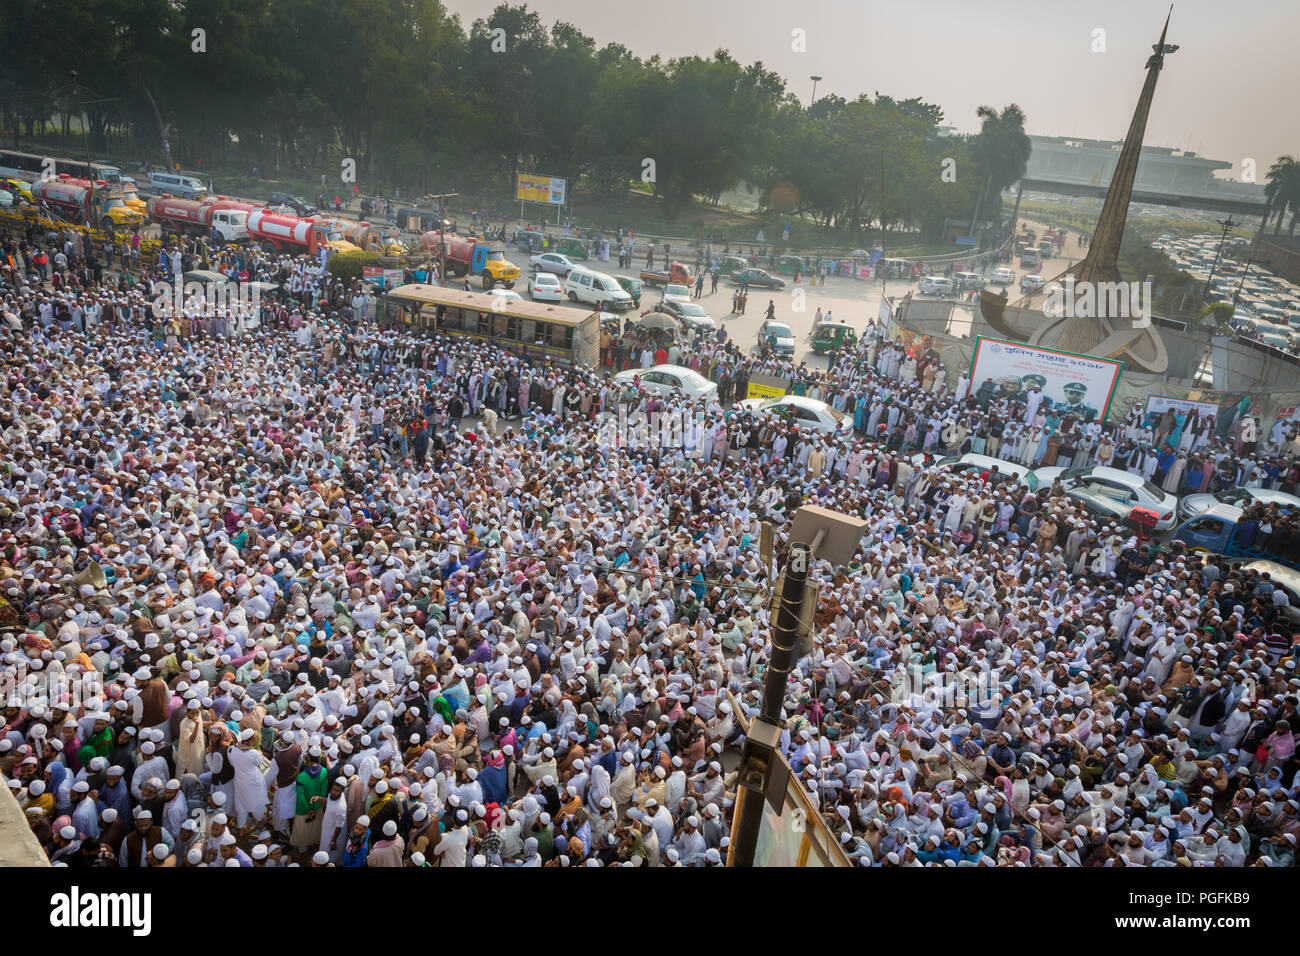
[0, 149, 123, 187]
[377, 283, 600, 367]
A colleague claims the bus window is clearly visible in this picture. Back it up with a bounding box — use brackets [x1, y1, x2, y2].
[548, 323, 573, 349]
[521, 320, 538, 345]
[477, 311, 491, 335]
[491, 314, 507, 338]
[505, 314, 521, 341]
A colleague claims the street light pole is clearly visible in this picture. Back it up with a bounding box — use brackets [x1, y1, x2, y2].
[1204, 215, 1235, 301]
[729, 541, 810, 868]
[809, 76, 822, 109]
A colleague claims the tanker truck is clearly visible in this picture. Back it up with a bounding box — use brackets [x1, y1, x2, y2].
[246, 208, 361, 256]
[332, 218, 407, 254]
[416, 231, 520, 290]
[148, 196, 255, 242]
[32, 179, 145, 230]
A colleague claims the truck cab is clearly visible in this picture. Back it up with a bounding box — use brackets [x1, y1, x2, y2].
[1172, 502, 1299, 569]
[472, 246, 520, 290]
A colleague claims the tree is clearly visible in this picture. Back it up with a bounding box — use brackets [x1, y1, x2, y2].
[1264, 156, 1300, 235]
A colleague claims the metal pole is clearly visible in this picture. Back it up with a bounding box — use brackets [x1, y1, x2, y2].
[439, 195, 447, 287]
[1231, 254, 1253, 306]
[729, 542, 810, 867]
[1203, 216, 1234, 301]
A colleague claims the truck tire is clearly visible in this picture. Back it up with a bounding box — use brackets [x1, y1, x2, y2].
[481, 270, 494, 291]
[503, 281, 515, 290]
[101, 217, 114, 231]
[260, 240, 278, 253]
[568, 292, 578, 302]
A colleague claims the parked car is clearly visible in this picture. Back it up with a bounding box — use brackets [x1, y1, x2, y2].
[918, 276, 954, 296]
[530, 252, 577, 276]
[954, 271, 986, 290]
[1066, 486, 1138, 525]
[736, 394, 849, 435]
[1020, 274, 1048, 293]
[614, 364, 718, 401]
[267, 192, 316, 217]
[916, 453, 1039, 490]
[528, 272, 564, 302]
[732, 268, 785, 289]
[662, 282, 692, 306]
[1177, 485, 1300, 522]
[757, 319, 795, 357]
[1243, 560, 1300, 627]
[1031, 465, 1178, 530]
[657, 298, 716, 332]
[990, 267, 1015, 285]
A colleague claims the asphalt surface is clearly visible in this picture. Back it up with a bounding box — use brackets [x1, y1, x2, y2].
[495, 218, 1084, 369]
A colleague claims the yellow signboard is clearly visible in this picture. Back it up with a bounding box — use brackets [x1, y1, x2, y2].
[746, 381, 786, 400]
[515, 174, 566, 205]
[745, 373, 790, 401]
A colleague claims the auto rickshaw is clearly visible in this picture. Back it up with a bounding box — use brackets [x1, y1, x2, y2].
[555, 238, 590, 260]
[810, 321, 858, 353]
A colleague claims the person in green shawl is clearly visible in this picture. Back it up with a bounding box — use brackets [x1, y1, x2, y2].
[76, 714, 114, 768]
[291, 749, 330, 851]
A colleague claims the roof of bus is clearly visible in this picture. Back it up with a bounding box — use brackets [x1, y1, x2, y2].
[385, 283, 597, 326]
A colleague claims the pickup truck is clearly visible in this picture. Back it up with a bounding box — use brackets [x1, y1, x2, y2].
[1172, 502, 1300, 571]
[640, 261, 695, 288]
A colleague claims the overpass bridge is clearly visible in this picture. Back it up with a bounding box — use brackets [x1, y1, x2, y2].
[1022, 135, 1269, 218]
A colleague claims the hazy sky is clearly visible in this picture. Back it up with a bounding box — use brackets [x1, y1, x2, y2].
[448, 0, 1298, 178]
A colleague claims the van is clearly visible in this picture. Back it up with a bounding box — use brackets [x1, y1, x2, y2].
[954, 271, 985, 290]
[564, 268, 634, 311]
[149, 171, 208, 199]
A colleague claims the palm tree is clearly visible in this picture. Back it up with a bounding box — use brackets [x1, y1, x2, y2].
[1264, 156, 1299, 235]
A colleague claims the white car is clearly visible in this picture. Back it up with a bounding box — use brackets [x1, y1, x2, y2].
[913, 453, 1039, 490]
[990, 267, 1015, 285]
[528, 272, 564, 302]
[918, 276, 954, 296]
[530, 252, 577, 276]
[954, 271, 985, 290]
[1178, 485, 1300, 522]
[614, 364, 718, 401]
[0, 189, 12, 208]
[662, 283, 691, 307]
[757, 319, 795, 357]
[1031, 465, 1179, 530]
[735, 394, 849, 435]
[490, 289, 524, 303]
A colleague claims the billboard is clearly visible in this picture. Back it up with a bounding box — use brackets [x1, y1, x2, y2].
[1142, 395, 1219, 429]
[745, 373, 790, 401]
[515, 173, 566, 206]
[969, 336, 1123, 423]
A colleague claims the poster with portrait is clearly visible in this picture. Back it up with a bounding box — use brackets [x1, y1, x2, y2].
[968, 336, 1124, 423]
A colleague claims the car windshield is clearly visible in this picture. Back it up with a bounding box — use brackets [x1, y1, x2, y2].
[484, 250, 507, 262]
[665, 284, 688, 296]
[679, 303, 708, 316]
[771, 325, 793, 339]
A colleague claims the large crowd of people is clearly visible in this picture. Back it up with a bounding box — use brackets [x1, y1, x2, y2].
[1, 221, 1299, 869]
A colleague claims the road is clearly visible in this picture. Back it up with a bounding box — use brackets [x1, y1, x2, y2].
[493, 217, 1085, 369]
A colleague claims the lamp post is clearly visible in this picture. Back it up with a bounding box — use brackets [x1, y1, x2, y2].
[728, 506, 866, 867]
[1203, 215, 1235, 301]
[809, 76, 822, 108]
